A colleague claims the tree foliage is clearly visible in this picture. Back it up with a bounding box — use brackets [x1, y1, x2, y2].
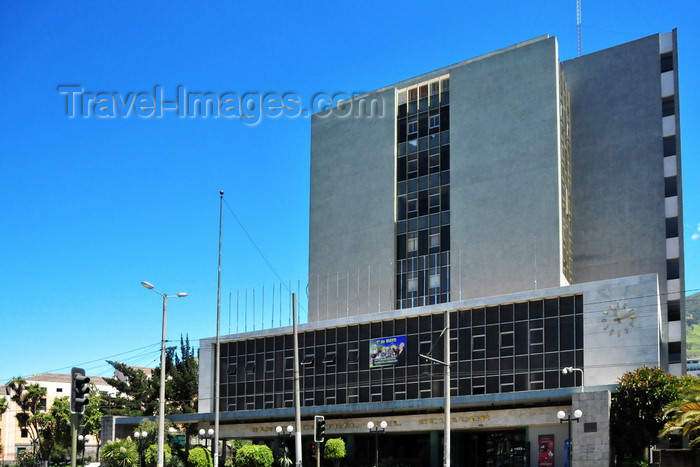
[6, 377, 56, 461]
[234, 445, 273, 467]
[104, 363, 157, 416]
[323, 438, 346, 467]
[104, 334, 198, 419]
[610, 366, 688, 460]
[661, 377, 700, 447]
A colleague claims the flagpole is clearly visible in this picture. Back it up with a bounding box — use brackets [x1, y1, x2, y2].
[214, 190, 223, 467]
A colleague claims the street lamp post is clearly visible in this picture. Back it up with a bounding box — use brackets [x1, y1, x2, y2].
[133, 431, 148, 467]
[199, 428, 215, 450]
[367, 421, 387, 467]
[557, 409, 583, 466]
[276, 425, 294, 464]
[141, 281, 187, 467]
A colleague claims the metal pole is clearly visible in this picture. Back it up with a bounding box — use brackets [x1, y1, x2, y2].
[71, 414, 80, 467]
[444, 309, 451, 467]
[375, 431, 379, 467]
[157, 294, 167, 467]
[214, 190, 223, 467]
[293, 294, 303, 466]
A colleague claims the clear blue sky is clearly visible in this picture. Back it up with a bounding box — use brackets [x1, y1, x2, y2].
[1, 1, 699, 382]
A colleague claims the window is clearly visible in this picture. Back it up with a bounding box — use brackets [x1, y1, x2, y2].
[245, 362, 256, 374]
[407, 272, 418, 292]
[429, 269, 440, 289]
[408, 88, 418, 102]
[429, 114, 440, 129]
[227, 364, 237, 375]
[408, 119, 418, 136]
[57, 388, 63, 393]
[323, 352, 336, 364]
[407, 196, 418, 217]
[301, 355, 315, 366]
[407, 233, 418, 254]
[429, 231, 440, 248]
[430, 82, 440, 96]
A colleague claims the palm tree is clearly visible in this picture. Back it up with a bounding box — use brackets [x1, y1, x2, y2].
[661, 378, 700, 447]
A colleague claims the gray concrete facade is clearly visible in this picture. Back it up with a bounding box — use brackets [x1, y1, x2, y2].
[449, 35, 567, 299]
[307, 32, 685, 382]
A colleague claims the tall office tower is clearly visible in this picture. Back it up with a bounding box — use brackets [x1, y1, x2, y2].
[308, 30, 684, 372]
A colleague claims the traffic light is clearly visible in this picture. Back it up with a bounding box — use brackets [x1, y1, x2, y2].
[314, 415, 325, 442]
[71, 367, 90, 414]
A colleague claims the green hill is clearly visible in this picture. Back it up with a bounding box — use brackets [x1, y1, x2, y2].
[685, 292, 700, 359]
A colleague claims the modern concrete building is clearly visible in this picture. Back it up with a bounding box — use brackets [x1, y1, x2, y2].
[198, 30, 684, 467]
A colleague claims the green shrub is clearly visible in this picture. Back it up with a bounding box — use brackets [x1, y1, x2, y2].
[102, 438, 139, 467]
[323, 438, 346, 467]
[234, 444, 273, 467]
[144, 443, 172, 467]
[188, 446, 213, 467]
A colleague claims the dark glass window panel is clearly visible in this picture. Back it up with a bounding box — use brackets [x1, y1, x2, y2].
[407, 317, 419, 334]
[514, 302, 528, 321]
[545, 352, 559, 370]
[441, 185, 450, 212]
[419, 112, 428, 135]
[669, 341, 681, 363]
[530, 354, 543, 370]
[441, 91, 449, 105]
[486, 358, 499, 373]
[544, 318, 559, 352]
[408, 101, 417, 115]
[530, 301, 543, 319]
[545, 371, 560, 389]
[418, 190, 429, 216]
[398, 117, 407, 142]
[458, 310, 471, 330]
[664, 136, 676, 156]
[419, 97, 428, 112]
[486, 306, 500, 324]
[360, 323, 370, 341]
[560, 350, 575, 369]
[515, 355, 528, 371]
[486, 376, 499, 393]
[560, 296, 574, 315]
[515, 321, 529, 354]
[560, 315, 574, 350]
[419, 152, 429, 176]
[544, 299, 558, 317]
[661, 52, 674, 73]
[440, 106, 450, 131]
[499, 304, 514, 322]
[398, 103, 407, 117]
[667, 258, 680, 280]
[515, 373, 528, 391]
[668, 300, 681, 321]
[500, 356, 514, 371]
[662, 97, 675, 117]
[473, 308, 485, 326]
[666, 217, 679, 238]
[486, 326, 500, 358]
[665, 177, 678, 197]
[575, 313, 584, 350]
[397, 156, 407, 182]
[441, 226, 450, 252]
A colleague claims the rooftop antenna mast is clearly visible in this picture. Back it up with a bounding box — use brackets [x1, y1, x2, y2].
[577, 0, 582, 56]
